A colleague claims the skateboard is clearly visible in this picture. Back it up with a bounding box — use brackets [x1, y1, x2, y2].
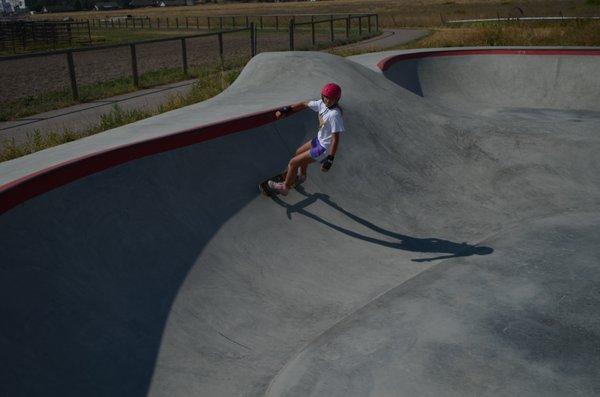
[258, 170, 304, 197]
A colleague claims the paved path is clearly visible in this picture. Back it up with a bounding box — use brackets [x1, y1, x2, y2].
[0, 29, 427, 145]
[333, 28, 427, 52]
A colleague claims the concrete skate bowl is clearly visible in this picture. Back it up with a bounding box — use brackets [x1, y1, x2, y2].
[1, 50, 600, 396]
[379, 48, 600, 121]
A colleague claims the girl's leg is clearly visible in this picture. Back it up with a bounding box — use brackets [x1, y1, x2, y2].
[285, 150, 314, 188]
[295, 140, 312, 156]
[296, 140, 313, 176]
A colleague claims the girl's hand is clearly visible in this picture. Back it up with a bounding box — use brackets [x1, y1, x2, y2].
[321, 155, 335, 172]
[276, 106, 292, 119]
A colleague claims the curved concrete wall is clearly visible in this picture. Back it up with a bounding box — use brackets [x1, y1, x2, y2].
[1, 50, 600, 396]
[380, 49, 600, 116]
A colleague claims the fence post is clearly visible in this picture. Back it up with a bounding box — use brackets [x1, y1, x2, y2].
[196, 16, 199, 29]
[376, 14, 379, 31]
[330, 14, 334, 42]
[133, 18, 136, 29]
[250, 22, 256, 56]
[275, 15, 279, 31]
[157, 18, 160, 29]
[254, 23, 258, 53]
[346, 15, 350, 38]
[181, 38, 188, 75]
[218, 31, 223, 63]
[220, 16, 223, 30]
[87, 20, 91, 43]
[66, 50, 79, 100]
[176, 17, 179, 29]
[359, 16, 362, 35]
[130, 43, 139, 88]
[289, 18, 294, 51]
[167, 18, 170, 29]
[186, 17, 189, 29]
[232, 16, 235, 28]
[311, 17, 315, 46]
[368, 14, 372, 32]
[260, 16, 263, 29]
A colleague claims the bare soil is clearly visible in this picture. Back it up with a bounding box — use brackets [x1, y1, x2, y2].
[0, 29, 343, 102]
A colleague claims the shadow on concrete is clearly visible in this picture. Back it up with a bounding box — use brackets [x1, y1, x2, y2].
[272, 185, 493, 262]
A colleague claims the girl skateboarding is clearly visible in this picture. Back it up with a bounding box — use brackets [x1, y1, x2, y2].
[267, 83, 345, 196]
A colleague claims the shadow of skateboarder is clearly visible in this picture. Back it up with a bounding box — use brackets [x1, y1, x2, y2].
[270, 185, 493, 262]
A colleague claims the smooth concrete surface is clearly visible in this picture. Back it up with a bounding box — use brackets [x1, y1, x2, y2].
[1, 50, 600, 396]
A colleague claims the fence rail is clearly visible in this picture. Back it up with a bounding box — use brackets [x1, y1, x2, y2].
[0, 20, 91, 53]
[291, 14, 377, 49]
[1, 25, 254, 101]
[80, 12, 378, 33]
[0, 13, 380, 104]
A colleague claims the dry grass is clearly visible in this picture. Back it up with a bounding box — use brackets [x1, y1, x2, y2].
[398, 19, 600, 48]
[32, 0, 600, 28]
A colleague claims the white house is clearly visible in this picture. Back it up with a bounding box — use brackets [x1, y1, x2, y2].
[2, 0, 26, 12]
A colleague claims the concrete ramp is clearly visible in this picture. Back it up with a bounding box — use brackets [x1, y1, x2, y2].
[1, 49, 600, 396]
[376, 48, 600, 120]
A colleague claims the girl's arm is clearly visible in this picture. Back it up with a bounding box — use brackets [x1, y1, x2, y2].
[275, 102, 309, 119]
[329, 132, 340, 156]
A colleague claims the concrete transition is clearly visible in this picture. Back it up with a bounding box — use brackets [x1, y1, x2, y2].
[1, 48, 600, 396]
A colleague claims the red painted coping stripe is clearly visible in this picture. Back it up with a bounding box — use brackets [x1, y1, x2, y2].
[377, 48, 600, 71]
[0, 106, 292, 215]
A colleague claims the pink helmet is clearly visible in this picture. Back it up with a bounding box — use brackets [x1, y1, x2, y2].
[321, 83, 342, 102]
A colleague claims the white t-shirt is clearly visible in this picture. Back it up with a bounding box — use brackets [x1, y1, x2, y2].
[308, 99, 344, 149]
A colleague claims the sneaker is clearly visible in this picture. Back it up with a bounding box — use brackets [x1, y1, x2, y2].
[268, 180, 289, 196]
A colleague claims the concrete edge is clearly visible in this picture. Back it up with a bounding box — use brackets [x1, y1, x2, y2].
[376, 47, 600, 71]
[0, 105, 299, 215]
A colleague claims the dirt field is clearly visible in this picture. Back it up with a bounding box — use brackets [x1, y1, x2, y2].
[0, 28, 343, 102]
[32, 0, 600, 27]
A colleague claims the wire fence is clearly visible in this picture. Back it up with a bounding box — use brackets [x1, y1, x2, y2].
[0, 13, 379, 103]
[0, 20, 91, 53]
[81, 13, 378, 33]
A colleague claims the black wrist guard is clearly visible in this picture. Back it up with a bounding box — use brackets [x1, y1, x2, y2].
[281, 106, 292, 115]
[322, 155, 335, 170]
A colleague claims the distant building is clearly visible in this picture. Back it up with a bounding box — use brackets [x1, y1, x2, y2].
[128, 0, 155, 8]
[2, 0, 25, 13]
[2, 0, 13, 13]
[158, 0, 186, 6]
[94, 2, 121, 10]
[42, 5, 76, 12]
